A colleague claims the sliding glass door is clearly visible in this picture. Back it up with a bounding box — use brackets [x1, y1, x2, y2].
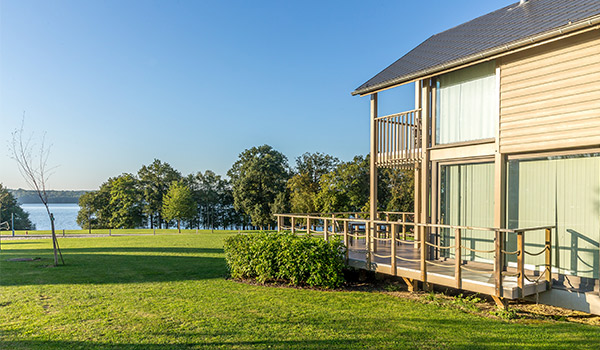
[440, 162, 495, 261]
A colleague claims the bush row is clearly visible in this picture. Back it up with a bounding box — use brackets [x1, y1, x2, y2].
[223, 231, 346, 288]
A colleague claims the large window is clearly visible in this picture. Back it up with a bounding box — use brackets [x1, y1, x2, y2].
[507, 153, 600, 279]
[436, 61, 497, 145]
[440, 162, 494, 261]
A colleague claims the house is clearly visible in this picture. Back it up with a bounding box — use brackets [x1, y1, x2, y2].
[276, 0, 599, 314]
[351, 0, 600, 314]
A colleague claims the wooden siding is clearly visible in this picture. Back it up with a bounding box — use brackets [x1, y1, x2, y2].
[499, 29, 600, 153]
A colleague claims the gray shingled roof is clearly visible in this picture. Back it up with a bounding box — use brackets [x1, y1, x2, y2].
[353, 0, 600, 96]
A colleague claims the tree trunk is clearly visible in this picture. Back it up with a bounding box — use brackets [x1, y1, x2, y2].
[50, 214, 59, 266]
[177, 219, 181, 233]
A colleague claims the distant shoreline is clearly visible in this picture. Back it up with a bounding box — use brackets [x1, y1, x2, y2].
[8, 188, 89, 205]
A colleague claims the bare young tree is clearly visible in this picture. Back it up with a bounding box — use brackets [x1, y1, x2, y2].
[10, 118, 63, 266]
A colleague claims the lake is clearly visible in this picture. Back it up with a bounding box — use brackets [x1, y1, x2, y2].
[22, 203, 81, 230]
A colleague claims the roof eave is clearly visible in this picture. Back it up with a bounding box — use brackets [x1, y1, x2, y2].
[351, 14, 600, 97]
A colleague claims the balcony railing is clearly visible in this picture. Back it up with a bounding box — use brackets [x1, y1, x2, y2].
[375, 109, 421, 168]
[275, 213, 554, 301]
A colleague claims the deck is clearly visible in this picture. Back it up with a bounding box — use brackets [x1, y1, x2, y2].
[275, 213, 554, 302]
[346, 238, 547, 299]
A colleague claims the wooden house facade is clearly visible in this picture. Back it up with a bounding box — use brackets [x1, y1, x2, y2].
[276, 0, 600, 314]
[354, 0, 600, 314]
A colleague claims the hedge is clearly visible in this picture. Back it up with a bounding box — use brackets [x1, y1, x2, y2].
[223, 231, 346, 288]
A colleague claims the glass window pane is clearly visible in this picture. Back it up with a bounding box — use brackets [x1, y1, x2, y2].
[436, 61, 496, 144]
[507, 153, 600, 278]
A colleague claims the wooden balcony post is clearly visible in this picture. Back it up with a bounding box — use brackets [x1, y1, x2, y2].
[391, 224, 398, 276]
[455, 228, 461, 289]
[324, 219, 329, 241]
[291, 217, 296, 234]
[517, 231, 524, 298]
[306, 216, 311, 235]
[494, 230, 504, 297]
[545, 228, 552, 288]
[277, 215, 282, 233]
[369, 93, 378, 248]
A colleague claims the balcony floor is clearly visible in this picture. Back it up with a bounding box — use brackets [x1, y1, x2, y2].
[346, 238, 548, 299]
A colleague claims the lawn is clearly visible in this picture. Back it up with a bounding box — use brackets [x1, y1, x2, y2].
[1, 233, 599, 349]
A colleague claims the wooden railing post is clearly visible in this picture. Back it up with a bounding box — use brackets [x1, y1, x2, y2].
[517, 231, 524, 298]
[366, 221, 372, 268]
[324, 219, 329, 241]
[391, 224, 398, 276]
[494, 230, 503, 297]
[306, 217, 311, 235]
[277, 215, 282, 232]
[545, 228, 552, 289]
[455, 228, 461, 289]
[420, 225, 427, 283]
[343, 220, 349, 261]
[385, 213, 390, 238]
[402, 213, 406, 240]
[291, 217, 296, 234]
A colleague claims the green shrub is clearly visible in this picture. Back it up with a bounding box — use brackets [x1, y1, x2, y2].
[223, 231, 346, 288]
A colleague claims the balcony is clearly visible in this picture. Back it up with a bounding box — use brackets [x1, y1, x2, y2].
[375, 109, 421, 169]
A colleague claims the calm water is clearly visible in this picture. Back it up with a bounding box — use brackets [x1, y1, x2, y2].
[21, 203, 81, 230]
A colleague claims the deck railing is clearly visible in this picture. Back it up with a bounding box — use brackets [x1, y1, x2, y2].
[275, 213, 554, 299]
[375, 109, 421, 168]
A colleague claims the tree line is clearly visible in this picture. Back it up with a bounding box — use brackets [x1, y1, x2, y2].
[75, 145, 414, 231]
[76, 159, 243, 231]
[9, 189, 88, 204]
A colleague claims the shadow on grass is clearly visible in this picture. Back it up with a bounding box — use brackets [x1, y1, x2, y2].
[1, 339, 363, 350]
[2, 318, 599, 350]
[0, 247, 227, 287]
[1, 246, 224, 254]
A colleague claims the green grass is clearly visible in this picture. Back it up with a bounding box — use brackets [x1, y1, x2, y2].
[1, 233, 599, 349]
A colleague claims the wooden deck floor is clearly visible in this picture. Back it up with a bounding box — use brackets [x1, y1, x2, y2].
[346, 238, 548, 299]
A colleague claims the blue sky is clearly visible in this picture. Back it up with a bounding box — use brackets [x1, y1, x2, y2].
[1, 0, 512, 190]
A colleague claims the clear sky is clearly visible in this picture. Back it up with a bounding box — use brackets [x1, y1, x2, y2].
[0, 0, 513, 190]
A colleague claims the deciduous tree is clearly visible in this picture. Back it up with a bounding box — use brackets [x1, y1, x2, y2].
[228, 145, 290, 229]
[10, 119, 62, 265]
[137, 159, 181, 229]
[109, 174, 143, 229]
[288, 152, 338, 213]
[162, 181, 196, 233]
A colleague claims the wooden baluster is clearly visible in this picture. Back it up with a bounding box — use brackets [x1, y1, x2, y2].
[324, 219, 329, 241]
[387, 118, 391, 164]
[306, 217, 311, 235]
[277, 216, 282, 233]
[455, 228, 461, 289]
[291, 217, 296, 234]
